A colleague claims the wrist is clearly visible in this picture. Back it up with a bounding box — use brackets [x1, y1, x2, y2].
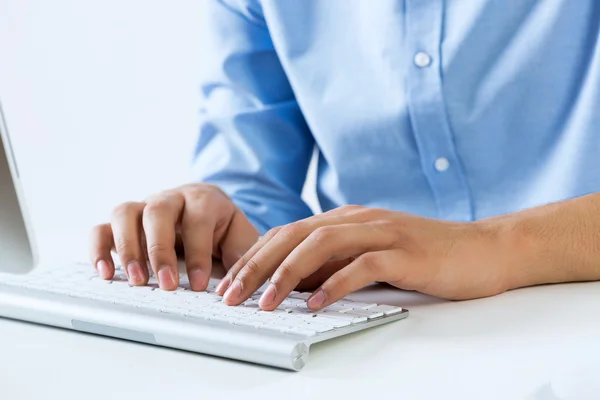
[474, 213, 541, 292]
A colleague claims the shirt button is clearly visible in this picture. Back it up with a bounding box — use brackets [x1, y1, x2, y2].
[434, 157, 450, 172]
[414, 52, 432, 68]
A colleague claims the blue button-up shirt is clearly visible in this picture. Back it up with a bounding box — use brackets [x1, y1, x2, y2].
[193, 0, 600, 233]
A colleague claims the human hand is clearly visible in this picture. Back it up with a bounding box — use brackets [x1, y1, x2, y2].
[216, 205, 513, 310]
[89, 184, 259, 290]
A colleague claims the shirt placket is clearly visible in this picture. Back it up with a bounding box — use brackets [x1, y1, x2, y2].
[405, 0, 473, 221]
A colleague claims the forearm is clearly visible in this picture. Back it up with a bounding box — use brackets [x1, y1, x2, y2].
[486, 193, 600, 290]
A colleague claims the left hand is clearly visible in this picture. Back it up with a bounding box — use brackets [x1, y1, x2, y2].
[216, 205, 514, 311]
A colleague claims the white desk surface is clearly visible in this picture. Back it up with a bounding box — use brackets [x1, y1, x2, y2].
[2, 263, 600, 400]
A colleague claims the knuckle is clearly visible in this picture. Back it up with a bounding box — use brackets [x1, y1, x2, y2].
[310, 226, 336, 245]
[199, 182, 219, 192]
[184, 183, 226, 196]
[243, 258, 260, 276]
[111, 202, 140, 219]
[143, 199, 172, 219]
[146, 242, 170, 259]
[360, 252, 383, 273]
[183, 185, 212, 202]
[237, 259, 261, 284]
[279, 223, 304, 240]
[206, 183, 228, 198]
[114, 237, 137, 258]
[276, 260, 297, 281]
[204, 183, 225, 197]
[234, 253, 252, 271]
[144, 190, 169, 204]
[264, 226, 282, 240]
[183, 186, 206, 200]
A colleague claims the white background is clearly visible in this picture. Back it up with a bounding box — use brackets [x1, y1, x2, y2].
[0, 0, 317, 265]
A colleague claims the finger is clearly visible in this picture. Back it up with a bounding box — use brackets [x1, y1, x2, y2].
[258, 223, 394, 310]
[89, 223, 116, 280]
[110, 202, 149, 286]
[222, 223, 305, 305]
[295, 259, 351, 291]
[218, 207, 369, 295]
[222, 210, 378, 305]
[180, 193, 218, 291]
[307, 250, 397, 310]
[215, 228, 276, 296]
[143, 193, 184, 290]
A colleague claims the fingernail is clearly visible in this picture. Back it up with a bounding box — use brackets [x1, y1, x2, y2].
[259, 284, 277, 308]
[308, 289, 326, 310]
[127, 261, 144, 286]
[157, 265, 176, 289]
[96, 260, 110, 279]
[188, 268, 206, 291]
[216, 275, 231, 295]
[224, 279, 242, 303]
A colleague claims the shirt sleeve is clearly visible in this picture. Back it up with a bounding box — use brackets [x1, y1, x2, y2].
[192, 0, 315, 234]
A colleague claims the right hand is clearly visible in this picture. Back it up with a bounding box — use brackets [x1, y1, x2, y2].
[89, 183, 260, 291]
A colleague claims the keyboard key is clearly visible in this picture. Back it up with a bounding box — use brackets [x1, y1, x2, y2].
[342, 309, 384, 319]
[319, 310, 367, 323]
[365, 305, 403, 315]
[135, 302, 163, 311]
[177, 290, 203, 298]
[276, 316, 313, 327]
[284, 327, 317, 337]
[67, 290, 90, 299]
[233, 319, 264, 329]
[322, 303, 354, 313]
[185, 311, 211, 320]
[290, 305, 320, 316]
[254, 313, 280, 322]
[159, 306, 188, 316]
[279, 298, 306, 308]
[228, 306, 259, 315]
[185, 303, 212, 312]
[311, 315, 352, 328]
[46, 286, 71, 295]
[128, 285, 155, 292]
[338, 301, 378, 310]
[209, 315, 237, 324]
[303, 322, 334, 333]
[260, 323, 287, 333]
[87, 292, 113, 301]
[194, 293, 223, 301]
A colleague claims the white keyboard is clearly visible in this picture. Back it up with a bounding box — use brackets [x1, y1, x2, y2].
[0, 264, 409, 370]
[0, 265, 404, 338]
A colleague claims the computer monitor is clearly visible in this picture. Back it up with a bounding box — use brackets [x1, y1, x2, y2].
[0, 99, 37, 274]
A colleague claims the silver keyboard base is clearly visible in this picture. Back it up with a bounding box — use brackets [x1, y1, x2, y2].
[0, 268, 409, 371]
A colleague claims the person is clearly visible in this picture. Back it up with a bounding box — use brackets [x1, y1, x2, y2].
[89, 1, 600, 312]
